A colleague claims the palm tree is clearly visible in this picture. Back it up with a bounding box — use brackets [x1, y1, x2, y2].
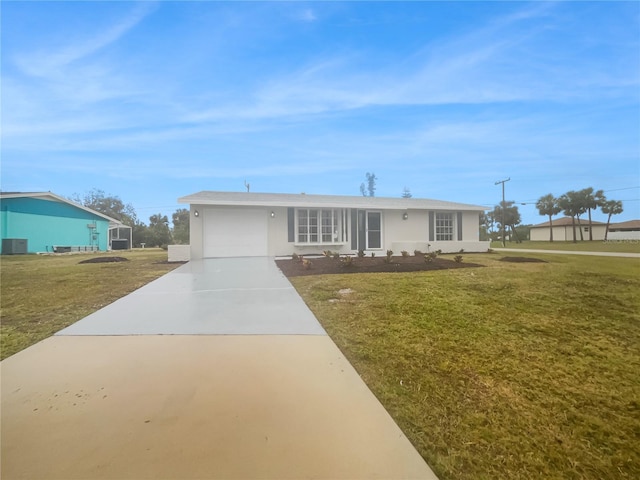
[580, 187, 605, 241]
[558, 191, 582, 243]
[536, 194, 561, 242]
[601, 200, 623, 241]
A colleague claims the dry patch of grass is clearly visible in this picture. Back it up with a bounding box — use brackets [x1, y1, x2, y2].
[291, 253, 640, 480]
[1, 249, 181, 359]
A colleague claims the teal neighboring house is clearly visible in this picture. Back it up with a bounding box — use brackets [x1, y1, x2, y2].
[0, 192, 131, 254]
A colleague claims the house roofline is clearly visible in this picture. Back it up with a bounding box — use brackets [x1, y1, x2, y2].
[178, 191, 487, 211]
[0, 191, 125, 225]
[530, 216, 607, 228]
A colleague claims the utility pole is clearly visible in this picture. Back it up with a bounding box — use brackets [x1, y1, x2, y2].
[494, 178, 510, 247]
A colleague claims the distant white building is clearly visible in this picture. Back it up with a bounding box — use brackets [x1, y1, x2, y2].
[530, 216, 639, 241]
[607, 220, 640, 241]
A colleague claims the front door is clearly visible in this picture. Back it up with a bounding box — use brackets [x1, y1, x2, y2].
[366, 211, 381, 249]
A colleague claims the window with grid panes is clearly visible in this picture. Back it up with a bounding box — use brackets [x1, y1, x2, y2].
[435, 212, 454, 241]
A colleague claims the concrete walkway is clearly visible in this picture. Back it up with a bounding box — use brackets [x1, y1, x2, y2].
[493, 247, 640, 258]
[1, 258, 438, 480]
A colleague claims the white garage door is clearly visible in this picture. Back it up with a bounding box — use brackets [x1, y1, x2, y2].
[203, 208, 268, 257]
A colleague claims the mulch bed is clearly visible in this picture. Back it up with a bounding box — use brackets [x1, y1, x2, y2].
[499, 256, 547, 263]
[276, 255, 483, 277]
[78, 257, 129, 264]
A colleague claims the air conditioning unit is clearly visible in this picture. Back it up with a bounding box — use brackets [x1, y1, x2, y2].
[2, 238, 28, 255]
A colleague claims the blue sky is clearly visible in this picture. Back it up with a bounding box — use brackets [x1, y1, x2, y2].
[2, 1, 639, 225]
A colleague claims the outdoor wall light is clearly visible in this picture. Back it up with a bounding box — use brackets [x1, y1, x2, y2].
[270, 211, 276, 218]
[403, 212, 409, 220]
[194, 210, 199, 217]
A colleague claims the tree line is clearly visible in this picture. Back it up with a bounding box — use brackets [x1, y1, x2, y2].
[72, 189, 189, 248]
[535, 188, 623, 242]
[483, 187, 624, 243]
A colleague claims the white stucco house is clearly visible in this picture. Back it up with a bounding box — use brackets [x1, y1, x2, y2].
[607, 220, 640, 240]
[530, 217, 608, 242]
[178, 191, 490, 259]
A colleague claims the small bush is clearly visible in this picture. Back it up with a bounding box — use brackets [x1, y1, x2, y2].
[487, 248, 494, 254]
[414, 250, 423, 256]
[357, 250, 366, 258]
[454, 255, 463, 263]
[340, 255, 355, 268]
[384, 250, 394, 263]
[401, 250, 409, 257]
[371, 252, 376, 258]
[459, 248, 465, 253]
[302, 259, 312, 270]
[435, 249, 443, 255]
[424, 252, 438, 263]
[332, 252, 341, 259]
[292, 252, 300, 261]
[323, 250, 332, 257]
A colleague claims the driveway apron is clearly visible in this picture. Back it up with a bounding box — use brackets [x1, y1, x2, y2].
[1, 257, 438, 480]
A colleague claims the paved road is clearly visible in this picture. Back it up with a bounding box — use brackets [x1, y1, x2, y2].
[493, 248, 640, 258]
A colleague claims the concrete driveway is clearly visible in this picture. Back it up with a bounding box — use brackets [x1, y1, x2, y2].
[57, 257, 326, 336]
[1, 257, 438, 480]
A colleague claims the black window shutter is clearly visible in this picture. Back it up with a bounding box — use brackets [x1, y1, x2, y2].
[351, 209, 358, 250]
[457, 212, 463, 240]
[287, 208, 295, 242]
[428, 212, 434, 242]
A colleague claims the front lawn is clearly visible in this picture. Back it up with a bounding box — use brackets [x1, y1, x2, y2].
[0, 249, 182, 360]
[290, 253, 640, 480]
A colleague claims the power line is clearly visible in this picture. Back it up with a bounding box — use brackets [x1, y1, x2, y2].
[604, 186, 640, 192]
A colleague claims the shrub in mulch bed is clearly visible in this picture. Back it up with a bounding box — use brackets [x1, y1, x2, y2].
[276, 255, 483, 277]
[78, 257, 129, 264]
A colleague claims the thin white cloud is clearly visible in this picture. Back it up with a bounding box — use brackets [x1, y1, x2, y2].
[181, 2, 637, 126]
[15, 2, 156, 79]
[296, 8, 317, 23]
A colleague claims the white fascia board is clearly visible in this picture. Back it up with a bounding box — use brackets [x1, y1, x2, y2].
[178, 191, 487, 212]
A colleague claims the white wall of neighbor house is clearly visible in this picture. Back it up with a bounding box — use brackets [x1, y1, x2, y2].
[608, 230, 640, 240]
[530, 225, 607, 242]
[577, 225, 606, 241]
[530, 226, 562, 242]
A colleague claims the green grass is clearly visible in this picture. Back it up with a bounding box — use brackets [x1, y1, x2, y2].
[491, 240, 640, 253]
[291, 253, 640, 480]
[1, 249, 181, 360]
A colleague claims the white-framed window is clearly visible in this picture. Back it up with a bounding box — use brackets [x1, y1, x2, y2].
[435, 212, 454, 241]
[297, 209, 347, 244]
